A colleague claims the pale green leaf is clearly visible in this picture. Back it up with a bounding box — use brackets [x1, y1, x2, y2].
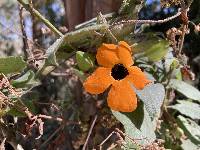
[168, 100, 200, 120]
[181, 139, 200, 150]
[135, 83, 165, 118]
[11, 70, 35, 88]
[169, 79, 200, 102]
[177, 115, 200, 144]
[112, 103, 156, 146]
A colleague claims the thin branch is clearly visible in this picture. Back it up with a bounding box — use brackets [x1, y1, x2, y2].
[19, 6, 29, 56]
[0, 138, 6, 150]
[178, 25, 187, 54]
[98, 13, 118, 43]
[39, 125, 63, 148]
[17, 0, 63, 37]
[99, 131, 115, 150]
[82, 114, 98, 150]
[38, 114, 79, 125]
[19, 5, 34, 60]
[112, 11, 181, 26]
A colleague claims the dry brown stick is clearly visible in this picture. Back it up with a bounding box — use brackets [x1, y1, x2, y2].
[39, 124, 64, 149]
[98, 13, 118, 43]
[17, 0, 63, 37]
[38, 114, 63, 122]
[82, 114, 98, 150]
[0, 138, 6, 150]
[19, 5, 29, 58]
[112, 11, 181, 26]
[99, 131, 115, 149]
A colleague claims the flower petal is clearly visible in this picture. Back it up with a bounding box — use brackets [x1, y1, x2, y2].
[96, 44, 119, 67]
[127, 66, 151, 90]
[83, 67, 114, 94]
[107, 80, 137, 112]
[117, 41, 133, 67]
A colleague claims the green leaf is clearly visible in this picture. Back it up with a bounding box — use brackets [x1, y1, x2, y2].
[177, 115, 200, 144]
[37, 24, 108, 76]
[76, 51, 95, 71]
[181, 139, 200, 150]
[133, 34, 170, 61]
[11, 70, 35, 88]
[169, 79, 200, 102]
[168, 100, 200, 120]
[7, 108, 26, 117]
[143, 40, 169, 62]
[112, 102, 156, 146]
[135, 83, 165, 118]
[72, 68, 86, 81]
[0, 56, 27, 74]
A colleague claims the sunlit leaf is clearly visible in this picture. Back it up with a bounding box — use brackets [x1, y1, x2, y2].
[168, 100, 200, 120]
[181, 139, 200, 150]
[169, 79, 200, 102]
[11, 70, 36, 88]
[112, 102, 156, 146]
[177, 115, 200, 144]
[135, 83, 165, 118]
[0, 56, 27, 74]
[76, 51, 95, 72]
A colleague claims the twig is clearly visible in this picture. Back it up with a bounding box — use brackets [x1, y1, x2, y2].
[17, 0, 63, 37]
[178, 22, 188, 55]
[99, 131, 115, 149]
[82, 114, 98, 150]
[19, 6, 29, 56]
[38, 114, 63, 122]
[112, 11, 181, 26]
[39, 125, 64, 149]
[0, 138, 6, 150]
[38, 114, 79, 125]
[19, 5, 34, 60]
[98, 13, 118, 43]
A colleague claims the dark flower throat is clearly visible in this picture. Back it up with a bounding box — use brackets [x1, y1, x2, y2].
[111, 64, 129, 80]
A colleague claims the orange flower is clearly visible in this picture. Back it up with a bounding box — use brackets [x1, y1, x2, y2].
[83, 41, 151, 112]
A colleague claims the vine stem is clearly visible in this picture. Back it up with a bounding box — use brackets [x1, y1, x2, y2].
[17, 0, 63, 37]
[82, 114, 98, 150]
[112, 11, 181, 26]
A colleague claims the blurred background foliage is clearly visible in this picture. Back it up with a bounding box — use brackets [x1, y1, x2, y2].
[0, 0, 200, 149]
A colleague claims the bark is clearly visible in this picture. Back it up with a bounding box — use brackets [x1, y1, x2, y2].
[63, 0, 121, 31]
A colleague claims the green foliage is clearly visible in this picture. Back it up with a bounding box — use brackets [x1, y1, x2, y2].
[76, 51, 95, 72]
[143, 40, 169, 62]
[112, 103, 156, 147]
[11, 70, 37, 88]
[1, 0, 200, 149]
[135, 83, 165, 118]
[169, 100, 200, 120]
[134, 35, 169, 62]
[181, 139, 200, 150]
[0, 56, 27, 74]
[177, 115, 200, 145]
[169, 79, 200, 102]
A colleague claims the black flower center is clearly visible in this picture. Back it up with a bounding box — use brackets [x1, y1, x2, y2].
[111, 64, 129, 80]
